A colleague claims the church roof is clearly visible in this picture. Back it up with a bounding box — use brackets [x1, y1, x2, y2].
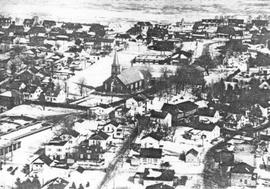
[117, 67, 151, 85]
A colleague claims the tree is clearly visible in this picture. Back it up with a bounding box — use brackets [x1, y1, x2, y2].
[77, 77, 86, 96]
[78, 184, 84, 189]
[70, 182, 77, 189]
[15, 178, 22, 189]
[194, 54, 215, 75]
[75, 39, 82, 46]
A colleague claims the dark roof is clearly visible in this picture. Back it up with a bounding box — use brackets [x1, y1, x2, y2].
[141, 132, 163, 141]
[89, 131, 109, 140]
[143, 168, 175, 181]
[228, 19, 244, 25]
[43, 177, 69, 189]
[46, 140, 68, 146]
[98, 103, 111, 109]
[33, 154, 53, 166]
[23, 19, 34, 25]
[217, 26, 235, 35]
[150, 110, 168, 119]
[197, 107, 216, 117]
[146, 183, 174, 189]
[115, 33, 131, 39]
[140, 148, 162, 159]
[260, 135, 270, 141]
[76, 166, 85, 173]
[62, 129, 80, 138]
[186, 148, 198, 157]
[176, 101, 198, 112]
[231, 162, 255, 174]
[193, 123, 218, 131]
[161, 103, 178, 114]
[28, 26, 46, 34]
[252, 20, 269, 27]
[43, 20, 56, 27]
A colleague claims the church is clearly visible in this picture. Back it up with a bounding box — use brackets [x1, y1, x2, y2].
[103, 51, 152, 94]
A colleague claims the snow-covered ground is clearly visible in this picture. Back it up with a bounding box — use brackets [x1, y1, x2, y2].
[0, 105, 82, 119]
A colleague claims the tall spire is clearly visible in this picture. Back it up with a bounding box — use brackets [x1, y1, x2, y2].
[112, 50, 120, 66]
[111, 50, 120, 76]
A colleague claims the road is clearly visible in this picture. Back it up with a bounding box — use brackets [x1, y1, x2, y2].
[99, 125, 139, 189]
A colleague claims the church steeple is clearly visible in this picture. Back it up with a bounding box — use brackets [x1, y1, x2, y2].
[111, 50, 120, 76]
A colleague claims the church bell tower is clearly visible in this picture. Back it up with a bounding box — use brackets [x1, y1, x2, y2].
[111, 51, 121, 76]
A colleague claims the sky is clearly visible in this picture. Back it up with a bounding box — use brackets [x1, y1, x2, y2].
[0, 0, 269, 23]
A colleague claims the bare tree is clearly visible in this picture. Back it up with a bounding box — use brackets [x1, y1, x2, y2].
[77, 77, 86, 96]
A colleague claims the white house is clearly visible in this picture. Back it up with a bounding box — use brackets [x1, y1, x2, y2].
[45, 88, 66, 103]
[149, 110, 172, 127]
[88, 131, 110, 150]
[44, 139, 69, 160]
[185, 148, 200, 164]
[140, 132, 163, 149]
[191, 124, 221, 142]
[197, 107, 221, 123]
[30, 154, 53, 172]
[90, 104, 115, 120]
[98, 120, 125, 140]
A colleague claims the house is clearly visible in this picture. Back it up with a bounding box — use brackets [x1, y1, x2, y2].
[43, 20, 56, 28]
[44, 87, 66, 103]
[125, 95, 147, 115]
[192, 123, 221, 142]
[22, 85, 42, 100]
[234, 141, 255, 153]
[98, 120, 124, 140]
[44, 139, 69, 160]
[88, 131, 110, 150]
[196, 107, 221, 123]
[139, 148, 162, 166]
[134, 168, 176, 187]
[216, 25, 235, 38]
[103, 51, 151, 94]
[75, 140, 105, 167]
[224, 113, 249, 129]
[29, 36, 46, 46]
[23, 19, 34, 27]
[0, 17, 11, 27]
[257, 102, 270, 117]
[7, 25, 25, 35]
[252, 20, 269, 28]
[149, 110, 172, 127]
[162, 101, 198, 122]
[41, 177, 69, 189]
[230, 162, 257, 187]
[28, 26, 46, 37]
[44, 130, 80, 160]
[31, 154, 53, 172]
[140, 132, 163, 149]
[259, 81, 270, 90]
[185, 148, 200, 164]
[90, 104, 115, 120]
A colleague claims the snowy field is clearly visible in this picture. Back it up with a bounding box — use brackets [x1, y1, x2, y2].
[0, 105, 82, 119]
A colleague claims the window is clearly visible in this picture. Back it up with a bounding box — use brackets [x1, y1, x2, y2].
[240, 179, 242, 182]
[80, 154, 84, 159]
[87, 154, 91, 159]
[244, 180, 247, 184]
